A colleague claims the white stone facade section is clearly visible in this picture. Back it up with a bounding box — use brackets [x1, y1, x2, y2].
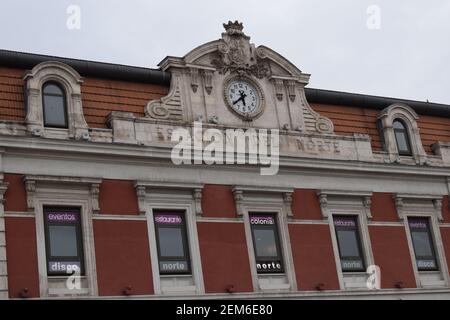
[0, 179, 9, 299]
[319, 190, 375, 290]
[135, 181, 205, 295]
[23, 61, 90, 140]
[23, 175, 100, 298]
[397, 196, 450, 288]
[232, 185, 297, 292]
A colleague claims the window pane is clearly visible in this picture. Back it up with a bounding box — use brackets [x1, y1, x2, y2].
[395, 131, 410, 153]
[411, 231, 434, 257]
[393, 120, 406, 130]
[44, 95, 66, 127]
[253, 228, 278, 257]
[157, 227, 185, 258]
[48, 225, 78, 257]
[44, 84, 64, 95]
[336, 230, 360, 258]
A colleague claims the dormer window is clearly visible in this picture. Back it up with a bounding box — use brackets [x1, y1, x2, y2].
[23, 61, 89, 140]
[377, 103, 427, 164]
[393, 119, 412, 156]
[42, 82, 68, 128]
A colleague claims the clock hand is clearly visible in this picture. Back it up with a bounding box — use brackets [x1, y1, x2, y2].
[233, 97, 244, 105]
[239, 91, 247, 106]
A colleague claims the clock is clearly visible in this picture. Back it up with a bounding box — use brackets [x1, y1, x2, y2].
[224, 77, 264, 120]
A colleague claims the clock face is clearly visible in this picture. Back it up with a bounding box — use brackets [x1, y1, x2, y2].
[226, 79, 261, 117]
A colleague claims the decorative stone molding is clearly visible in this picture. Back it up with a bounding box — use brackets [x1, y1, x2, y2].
[232, 189, 245, 216]
[287, 81, 296, 102]
[432, 142, 450, 165]
[433, 199, 444, 222]
[193, 188, 203, 216]
[393, 194, 444, 221]
[317, 193, 329, 219]
[135, 185, 147, 215]
[211, 21, 270, 79]
[393, 195, 405, 220]
[90, 183, 100, 214]
[317, 190, 373, 220]
[134, 181, 204, 216]
[272, 78, 284, 101]
[23, 61, 89, 140]
[190, 68, 199, 93]
[232, 186, 294, 217]
[24, 175, 102, 213]
[363, 196, 373, 220]
[25, 179, 37, 211]
[145, 73, 183, 121]
[203, 70, 214, 95]
[283, 192, 294, 217]
[378, 103, 427, 164]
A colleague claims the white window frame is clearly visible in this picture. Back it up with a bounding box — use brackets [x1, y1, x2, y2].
[233, 186, 297, 292]
[136, 181, 205, 295]
[377, 103, 427, 165]
[318, 190, 375, 290]
[23, 61, 90, 140]
[394, 194, 450, 288]
[24, 175, 100, 297]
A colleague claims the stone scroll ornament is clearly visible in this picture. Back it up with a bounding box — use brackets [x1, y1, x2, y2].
[211, 21, 270, 79]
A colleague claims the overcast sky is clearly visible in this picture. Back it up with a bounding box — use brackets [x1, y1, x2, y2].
[1, 0, 449, 104]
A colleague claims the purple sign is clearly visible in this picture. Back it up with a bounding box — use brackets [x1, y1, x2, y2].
[46, 212, 78, 223]
[155, 214, 182, 224]
[334, 218, 356, 228]
[409, 220, 428, 229]
[250, 216, 275, 225]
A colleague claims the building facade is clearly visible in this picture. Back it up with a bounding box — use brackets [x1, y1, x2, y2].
[1, 22, 450, 299]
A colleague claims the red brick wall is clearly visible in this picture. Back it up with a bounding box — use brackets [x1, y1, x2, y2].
[5, 217, 40, 298]
[3, 174, 27, 212]
[441, 228, 450, 277]
[289, 224, 340, 291]
[98, 180, 140, 215]
[93, 220, 153, 296]
[442, 196, 450, 223]
[197, 222, 253, 293]
[291, 189, 322, 220]
[201, 185, 237, 218]
[369, 226, 416, 288]
[371, 193, 398, 222]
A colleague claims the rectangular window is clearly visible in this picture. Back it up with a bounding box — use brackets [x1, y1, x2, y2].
[334, 216, 365, 272]
[249, 214, 284, 274]
[44, 207, 84, 276]
[154, 212, 191, 275]
[409, 218, 439, 271]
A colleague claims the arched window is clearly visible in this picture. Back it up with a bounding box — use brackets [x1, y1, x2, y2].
[393, 119, 412, 156]
[42, 82, 68, 128]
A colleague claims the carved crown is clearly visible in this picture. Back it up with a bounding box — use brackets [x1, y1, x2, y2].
[223, 20, 245, 36]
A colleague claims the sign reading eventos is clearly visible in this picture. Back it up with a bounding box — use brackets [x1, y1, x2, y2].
[46, 212, 78, 223]
[250, 216, 275, 225]
[154, 214, 182, 224]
